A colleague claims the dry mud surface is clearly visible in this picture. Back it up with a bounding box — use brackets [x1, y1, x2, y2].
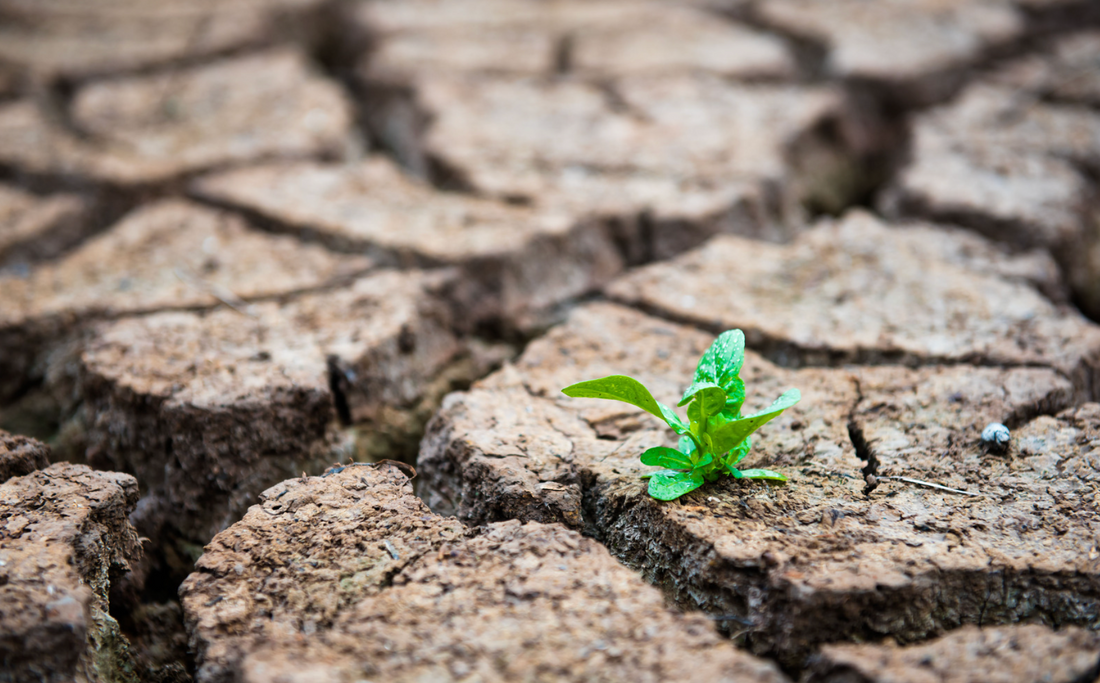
[77, 268, 478, 554]
[420, 299, 1100, 666]
[0, 199, 372, 403]
[0, 429, 50, 483]
[0, 184, 89, 269]
[803, 624, 1100, 683]
[0, 48, 354, 188]
[181, 463, 789, 683]
[0, 461, 143, 683]
[1, 1, 1100, 681]
[885, 30, 1100, 319]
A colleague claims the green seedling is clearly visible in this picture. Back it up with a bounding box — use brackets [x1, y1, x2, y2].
[561, 329, 799, 501]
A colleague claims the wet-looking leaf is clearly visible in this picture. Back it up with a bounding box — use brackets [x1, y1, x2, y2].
[562, 331, 798, 501]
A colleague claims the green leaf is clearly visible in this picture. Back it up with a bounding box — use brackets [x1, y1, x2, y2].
[739, 468, 788, 482]
[707, 408, 736, 432]
[690, 330, 746, 394]
[724, 377, 746, 416]
[678, 381, 724, 407]
[727, 466, 744, 478]
[683, 386, 727, 424]
[648, 470, 705, 501]
[658, 402, 689, 436]
[687, 398, 702, 426]
[639, 469, 681, 479]
[714, 330, 746, 390]
[678, 435, 697, 458]
[689, 452, 714, 475]
[708, 389, 801, 455]
[640, 446, 693, 470]
[725, 435, 752, 467]
[563, 375, 671, 425]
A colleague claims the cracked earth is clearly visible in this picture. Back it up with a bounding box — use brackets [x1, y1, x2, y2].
[1, 1, 1100, 682]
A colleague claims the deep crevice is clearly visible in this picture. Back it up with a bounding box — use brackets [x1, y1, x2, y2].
[845, 381, 878, 497]
[326, 354, 354, 426]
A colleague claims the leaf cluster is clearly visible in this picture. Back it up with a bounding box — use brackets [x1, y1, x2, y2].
[561, 330, 799, 500]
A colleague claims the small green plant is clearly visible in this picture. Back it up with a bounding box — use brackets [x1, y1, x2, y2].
[561, 330, 799, 501]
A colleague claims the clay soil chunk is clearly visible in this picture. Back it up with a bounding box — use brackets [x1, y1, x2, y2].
[0, 198, 371, 402]
[358, 0, 794, 81]
[607, 210, 1100, 399]
[755, 0, 1022, 105]
[0, 429, 50, 482]
[0, 463, 142, 683]
[412, 74, 847, 243]
[0, 0, 325, 82]
[568, 6, 794, 79]
[180, 463, 789, 683]
[77, 269, 466, 550]
[885, 32, 1100, 319]
[990, 31, 1100, 106]
[0, 184, 88, 269]
[419, 301, 1099, 668]
[804, 624, 1100, 683]
[193, 156, 625, 329]
[0, 48, 354, 187]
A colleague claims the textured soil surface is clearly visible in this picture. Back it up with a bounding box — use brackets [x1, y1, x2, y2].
[419, 301, 1100, 666]
[79, 269, 468, 559]
[1, 0, 1099, 681]
[884, 31, 1100, 318]
[181, 463, 788, 683]
[0, 461, 143, 683]
[191, 157, 623, 330]
[0, 429, 50, 483]
[0, 48, 354, 188]
[803, 624, 1100, 683]
[0, 184, 88, 269]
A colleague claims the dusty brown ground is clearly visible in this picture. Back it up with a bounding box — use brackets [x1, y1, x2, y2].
[1, 1, 1099, 682]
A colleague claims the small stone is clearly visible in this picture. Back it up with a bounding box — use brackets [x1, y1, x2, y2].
[980, 422, 1011, 453]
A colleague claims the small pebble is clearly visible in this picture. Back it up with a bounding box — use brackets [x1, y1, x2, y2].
[981, 422, 1010, 454]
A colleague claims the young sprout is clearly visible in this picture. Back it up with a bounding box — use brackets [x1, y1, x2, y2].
[561, 330, 799, 501]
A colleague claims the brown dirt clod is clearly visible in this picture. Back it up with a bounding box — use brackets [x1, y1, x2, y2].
[0, 428, 50, 483]
[419, 301, 1100, 669]
[77, 269, 466, 563]
[191, 156, 624, 331]
[607, 210, 1100, 399]
[802, 624, 1100, 683]
[0, 0, 328, 83]
[884, 31, 1100, 321]
[0, 48, 354, 188]
[0, 463, 143, 682]
[0, 184, 90, 270]
[181, 462, 789, 683]
[0, 198, 372, 404]
[754, 0, 1023, 106]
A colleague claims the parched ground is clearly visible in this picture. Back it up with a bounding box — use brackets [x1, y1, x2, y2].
[1, 1, 1100, 682]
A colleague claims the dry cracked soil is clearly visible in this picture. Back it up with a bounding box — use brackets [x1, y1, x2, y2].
[1, 1, 1100, 682]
